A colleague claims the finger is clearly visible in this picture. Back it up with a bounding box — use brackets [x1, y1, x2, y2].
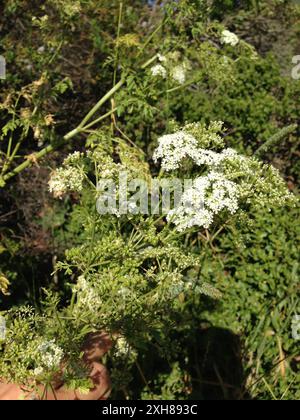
[0, 383, 25, 400]
[83, 331, 112, 363]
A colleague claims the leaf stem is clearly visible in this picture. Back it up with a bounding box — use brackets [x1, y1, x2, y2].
[1, 54, 157, 184]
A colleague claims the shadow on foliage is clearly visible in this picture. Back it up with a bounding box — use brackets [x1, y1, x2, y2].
[190, 326, 249, 400]
[124, 323, 251, 400]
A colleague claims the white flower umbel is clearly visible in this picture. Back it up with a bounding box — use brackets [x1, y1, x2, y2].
[63, 151, 84, 166]
[153, 128, 241, 171]
[171, 64, 186, 84]
[33, 367, 44, 377]
[194, 148, 226, 167]
[167, 171, 240, 231]
[37, 340, 63, 370]
[74, 275, 102, 312]
[206, 171, 239, 213]
[153, 131, 199, 171]
[221, 30, 239, 46]
[49, 166, 84, 198]
[196, 147, 247, 169]
[114, 336, 137, 360]
[155, 122, 295, 232]
[157, 54, 167, 63]
[114, 337, 131, 358]
[150, 64, 167, 78]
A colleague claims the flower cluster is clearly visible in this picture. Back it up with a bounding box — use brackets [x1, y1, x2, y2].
[113, 336, 137, 361]
[150, 52, 189, 85]
[171, 64, 187, 85]
[48, 151, 85, 198]
[220, 152, 294, 208]
[221, 29, 239, 46]
[150, 64, 167, 78]
[114, 337, 131, 358]
[73, 275, 102, 312]
[49, 167, 85, 198]
[194, 147, 237, 167]
[153, 131, 199, 171]
[153, 122, 235, 171]
[33, 366, 44, 377]
[183, 121, 225, 148]
[37, 339, 64, 370]
[63, 151, 84, 166]
[154, 122, 295, 231]
[167, 171, 239, 230]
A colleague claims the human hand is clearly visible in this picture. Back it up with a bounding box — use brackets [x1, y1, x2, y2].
[0, 332, 112, 400]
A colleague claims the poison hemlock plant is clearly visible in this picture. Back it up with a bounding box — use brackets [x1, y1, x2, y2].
[0, 0, 299, 399]
[0, 119, 295, 393]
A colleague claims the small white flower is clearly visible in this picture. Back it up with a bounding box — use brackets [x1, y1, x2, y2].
[101, 168, 114, 178]
[118, 286, 131, 298]
[37, 46, 45, 54]
[33, 367, 44, 377]
[150, 64, 167, 78]
[63, 151, 84, 166]
[37, 340, 63, 370]
[167, 171, 240, 231]
[221, 29, 239, 46]
[74, 276, 102, 311]
[222, 55, 230, 65]
[157, 54, 167, 63]
[153, 131, 199, 171]
[48, 167, 84, 198]
[171, 64, 186, 84]
[153, 128, 240, 172]
[114, 337, 132, 358]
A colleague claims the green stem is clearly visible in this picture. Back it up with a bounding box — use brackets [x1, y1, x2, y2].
[140, 54, 158, 69]
[113, 2, 123, 89]
[6, 133, 13, 159]
[76, 78, 126, 131]
[1, 55, 157, 184]
[2, 128, 30, 178]
[254, 124, 297, 157]
[139, 19, 166, 56]
[82, 107, 118, 131]
[3, 94, 22, 170]
[1, 81, 123, 182]
[3, 143, 54, 181]
[166, 79, 197, 93]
